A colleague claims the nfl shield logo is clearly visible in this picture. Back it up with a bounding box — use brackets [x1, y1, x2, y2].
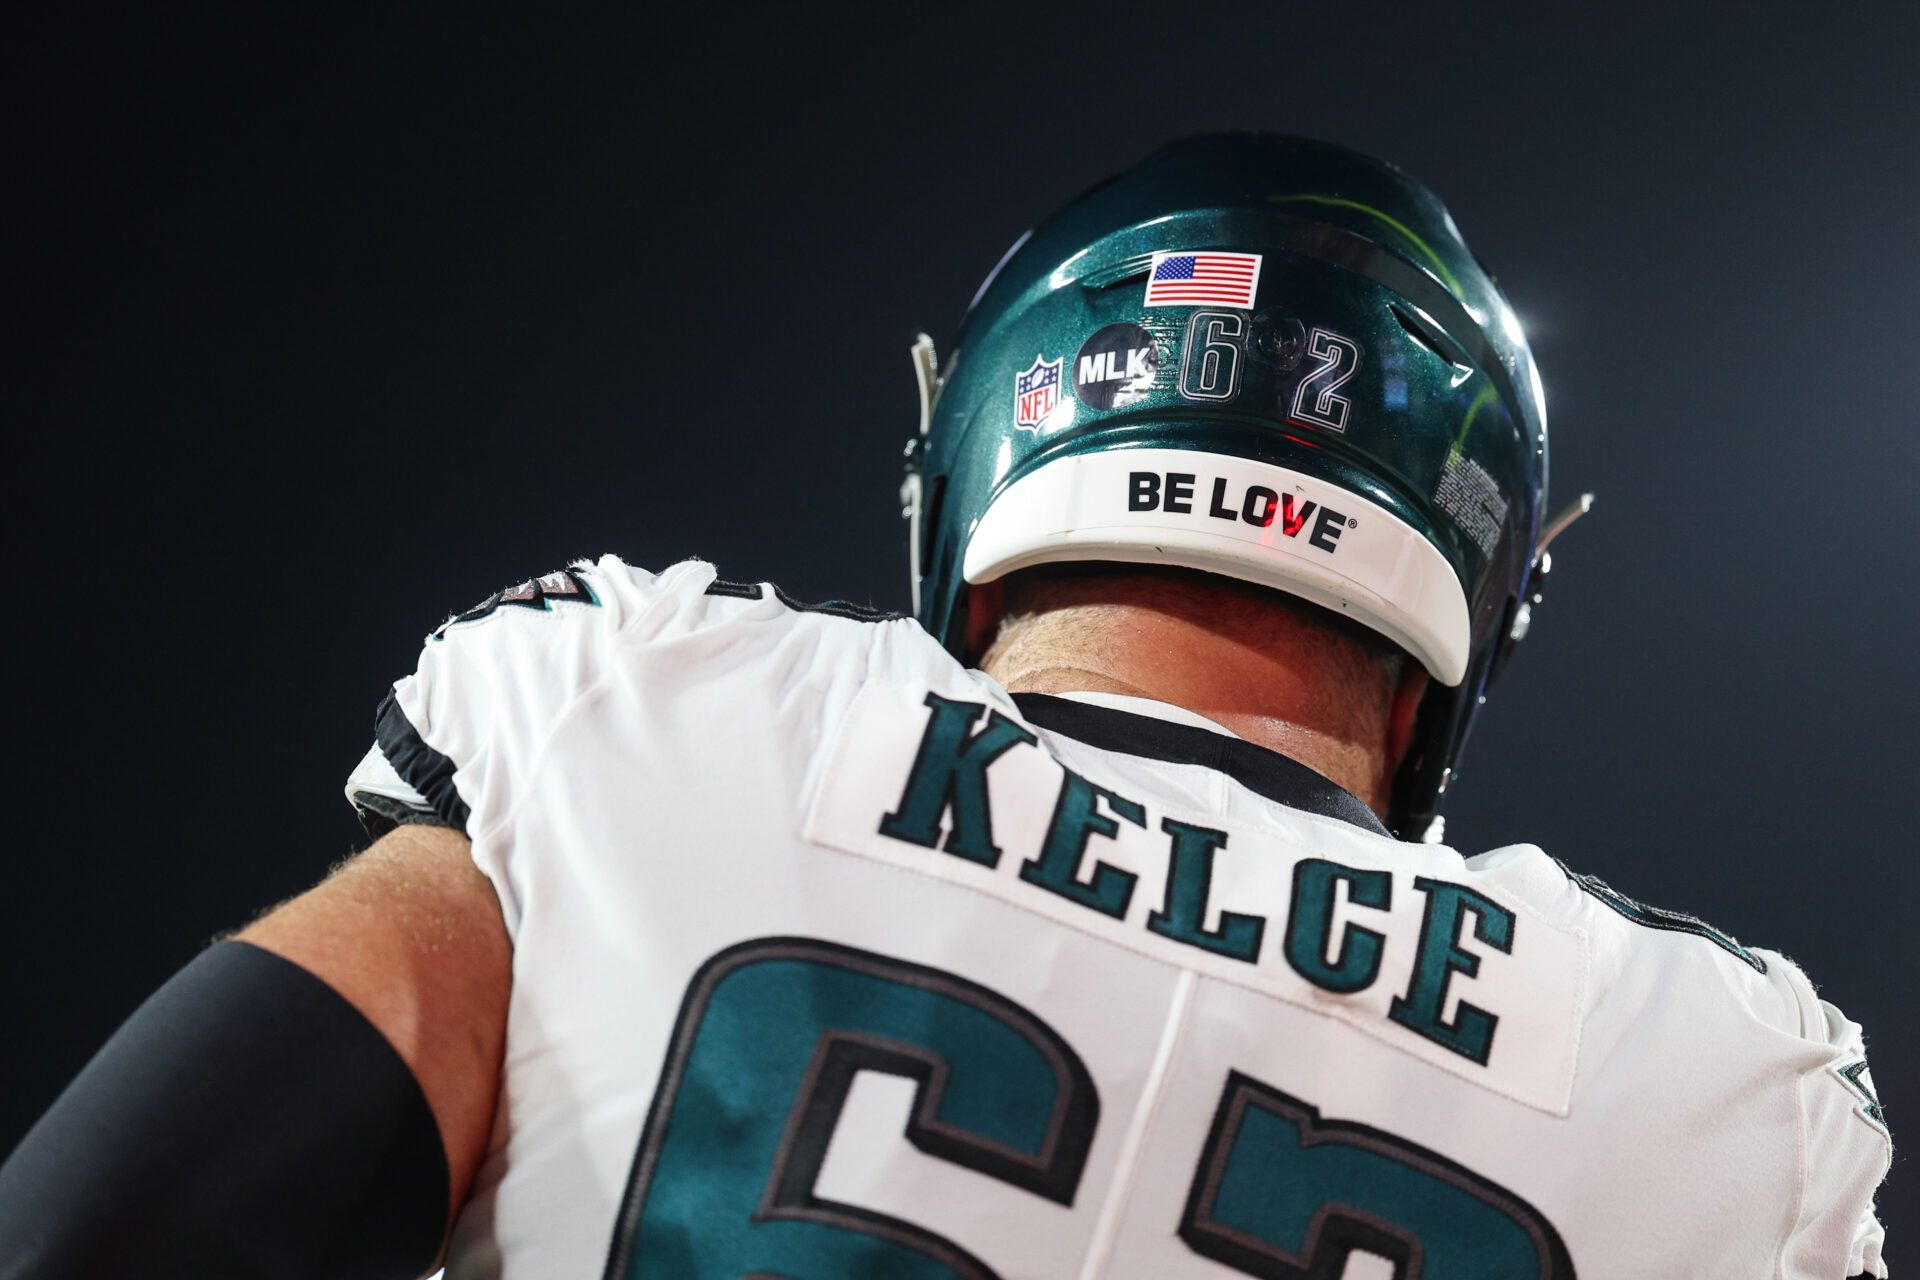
[1013, 353, 1063, 431]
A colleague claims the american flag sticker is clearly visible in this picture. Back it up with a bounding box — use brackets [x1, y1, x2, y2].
[1143, 251, 1263, 308]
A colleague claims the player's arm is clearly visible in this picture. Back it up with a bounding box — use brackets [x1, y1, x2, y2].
[237, 822, 511, 1224]
[0, 825, 510, 1280]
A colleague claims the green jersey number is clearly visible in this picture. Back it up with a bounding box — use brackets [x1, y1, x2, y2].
[606, 938, 1571, 1279]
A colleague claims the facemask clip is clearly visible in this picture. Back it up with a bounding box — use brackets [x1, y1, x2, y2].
[1509, 492, 1594, 644]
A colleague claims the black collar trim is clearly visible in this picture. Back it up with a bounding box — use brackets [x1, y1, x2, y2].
[1009, 692, 1392, 838]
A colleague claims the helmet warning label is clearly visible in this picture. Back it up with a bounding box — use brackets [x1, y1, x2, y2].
[1128, 470, 1352, 554]
[1433, 451, 1508, 558]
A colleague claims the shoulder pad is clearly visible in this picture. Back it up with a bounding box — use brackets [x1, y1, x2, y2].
[345, 555, 678, 840]
[343, 557, 912, 843]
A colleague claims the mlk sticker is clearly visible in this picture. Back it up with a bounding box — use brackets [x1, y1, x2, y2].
[1073, 323, 1159, 411]
[1013, 353, 1064, 431]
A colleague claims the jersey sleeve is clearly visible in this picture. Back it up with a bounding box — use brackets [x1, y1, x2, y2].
[342, 737, 447, 838]
[342, 556, 698, 842]
[1769, 952, 1892, 1279]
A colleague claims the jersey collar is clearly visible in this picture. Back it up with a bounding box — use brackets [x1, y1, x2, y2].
[1008, 691, 1393, 839]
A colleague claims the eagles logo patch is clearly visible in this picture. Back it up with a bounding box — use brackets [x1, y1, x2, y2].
[434, 567, 599, 637]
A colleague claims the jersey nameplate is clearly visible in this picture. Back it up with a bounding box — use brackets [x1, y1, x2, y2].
[807, 682, 1587, 1115]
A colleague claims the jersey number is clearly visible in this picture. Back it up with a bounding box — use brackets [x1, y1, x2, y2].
[605, 938, 1572, 1279]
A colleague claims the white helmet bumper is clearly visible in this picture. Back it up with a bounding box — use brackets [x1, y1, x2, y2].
[961, 448, 1471, 686]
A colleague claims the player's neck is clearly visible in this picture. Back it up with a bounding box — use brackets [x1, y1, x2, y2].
[978, 599, 1396, 815]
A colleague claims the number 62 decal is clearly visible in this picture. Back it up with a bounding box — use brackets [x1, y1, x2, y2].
[1177, 316, 1366, 433]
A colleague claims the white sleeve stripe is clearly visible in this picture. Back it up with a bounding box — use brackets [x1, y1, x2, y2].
[343, 743, 431, 811]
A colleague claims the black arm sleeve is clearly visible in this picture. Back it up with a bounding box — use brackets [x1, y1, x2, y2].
[0, 941, 449, 1279]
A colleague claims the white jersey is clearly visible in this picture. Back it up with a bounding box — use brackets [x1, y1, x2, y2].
[347, 556, 1891, 1279]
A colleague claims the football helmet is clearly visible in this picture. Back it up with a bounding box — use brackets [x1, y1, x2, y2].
[903, 133, 1585, 839]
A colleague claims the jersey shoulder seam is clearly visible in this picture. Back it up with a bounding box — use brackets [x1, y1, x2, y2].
[1551, 857, 1766, 973]
[703, 575, 909, 623]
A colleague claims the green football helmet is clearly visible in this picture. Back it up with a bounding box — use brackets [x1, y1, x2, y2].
[903, 133, 1587, 841]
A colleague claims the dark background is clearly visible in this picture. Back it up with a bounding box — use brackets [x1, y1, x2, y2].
[15, 3, 1915, 1239]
